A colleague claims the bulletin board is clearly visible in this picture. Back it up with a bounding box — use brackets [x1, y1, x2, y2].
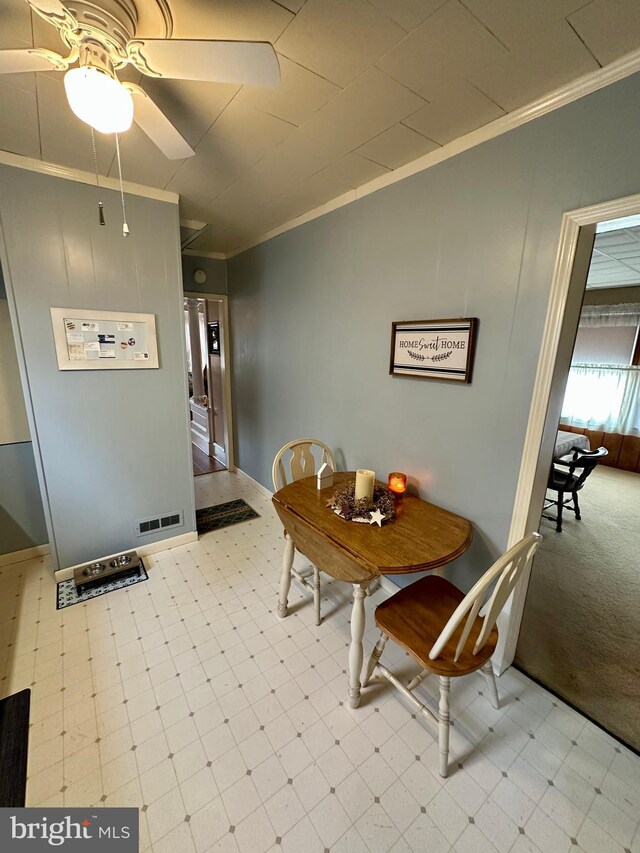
[50, 307, 159, 370]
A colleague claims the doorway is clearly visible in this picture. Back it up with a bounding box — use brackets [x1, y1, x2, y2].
[505, 203, 640, 750]
[183, 292, 234, 478]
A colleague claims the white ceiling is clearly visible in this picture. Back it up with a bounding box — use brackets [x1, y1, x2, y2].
[588, 224, 640, 289]
[1, 0, 640, 255]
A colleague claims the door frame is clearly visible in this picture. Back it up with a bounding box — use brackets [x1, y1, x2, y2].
[495, 190, 640, 673]
[184, 291, 235, 473]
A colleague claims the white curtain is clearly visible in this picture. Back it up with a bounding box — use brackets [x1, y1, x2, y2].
[561, 364, 640, 436]
[184, 309, 192, 372]
[579, 303, 640, 327]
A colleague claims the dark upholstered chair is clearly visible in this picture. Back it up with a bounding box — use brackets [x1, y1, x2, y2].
[543, 446, 608, 532]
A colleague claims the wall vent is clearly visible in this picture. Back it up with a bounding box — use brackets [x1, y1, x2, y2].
[136, 510, 183, 537]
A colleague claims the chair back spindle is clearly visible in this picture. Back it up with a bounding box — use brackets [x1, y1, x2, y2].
[429, 532, 543, 663]
[272, 439, 336, 490]
[272, 439, 336, 627]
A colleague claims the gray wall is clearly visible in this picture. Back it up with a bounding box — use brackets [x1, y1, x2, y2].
[0, 167, 196, 570]
[228, 72, 640, 589]
[0, 262, 48, 556]
[181, 254, 227, 294]
[0, 442, 48, 554]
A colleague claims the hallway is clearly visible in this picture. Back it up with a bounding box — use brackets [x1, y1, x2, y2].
[192, 445, 226, 477]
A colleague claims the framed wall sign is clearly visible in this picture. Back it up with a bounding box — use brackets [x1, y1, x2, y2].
[390, 317, 478, 383]
[207, 321, 220, 356]
[50, 307, 159, 370]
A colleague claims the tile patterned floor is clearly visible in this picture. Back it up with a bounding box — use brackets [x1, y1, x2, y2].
[1, 471, 639, 853]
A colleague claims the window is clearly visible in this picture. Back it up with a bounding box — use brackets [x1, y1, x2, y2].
[562, 302, 640, 435]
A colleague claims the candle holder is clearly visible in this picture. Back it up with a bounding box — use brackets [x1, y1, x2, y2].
[327, 482, 396, 525]
[388, 472, 407, 498]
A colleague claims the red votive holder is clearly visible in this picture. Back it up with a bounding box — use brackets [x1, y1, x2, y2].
[388, 472, 407, 496]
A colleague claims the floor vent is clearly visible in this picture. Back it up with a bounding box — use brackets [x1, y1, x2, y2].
[136, 511, 183, 537]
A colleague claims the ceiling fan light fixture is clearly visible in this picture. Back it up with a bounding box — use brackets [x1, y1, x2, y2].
[64, 65, 133, 134]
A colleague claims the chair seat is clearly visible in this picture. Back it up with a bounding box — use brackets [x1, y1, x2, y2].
[548, 469, 581, 491]
[374, 575, 498, 677]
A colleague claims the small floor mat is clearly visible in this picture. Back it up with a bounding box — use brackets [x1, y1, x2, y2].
[57, 560, 148, 609]
[196, 499, 260, 533]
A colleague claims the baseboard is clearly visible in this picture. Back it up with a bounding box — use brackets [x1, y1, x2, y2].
[191, 431, 211, 455]
[0, 544, 50, 567]
[235, 467, 274, 501]
[53, 530, 199, 582]
[379, 576, 400, 595]
[138, 530, 199, 559]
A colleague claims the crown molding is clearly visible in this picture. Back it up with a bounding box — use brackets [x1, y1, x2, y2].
[0, 150, 179, 204]
[223, 46, 640, 259]
[182, 248, 227, 260]
[4, 45, 640, 256]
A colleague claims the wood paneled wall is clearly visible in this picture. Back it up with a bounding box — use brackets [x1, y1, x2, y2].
[561, 424, 640, 473]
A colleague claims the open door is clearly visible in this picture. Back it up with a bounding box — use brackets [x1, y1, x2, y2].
[510, 211, 640, 750]
[184, 294, 233, 477]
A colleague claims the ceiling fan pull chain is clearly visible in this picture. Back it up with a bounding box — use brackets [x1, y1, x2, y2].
[115, 132, 130, 237]
[90, 127, 105, 226]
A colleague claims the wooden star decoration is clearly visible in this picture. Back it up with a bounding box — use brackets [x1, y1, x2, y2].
[369, 509, 385, 527]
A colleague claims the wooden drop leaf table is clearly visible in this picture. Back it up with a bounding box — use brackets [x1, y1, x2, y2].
[272, 472, 472, 708]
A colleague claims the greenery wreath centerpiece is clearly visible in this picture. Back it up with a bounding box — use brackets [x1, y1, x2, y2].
[327, 483, 396, 526]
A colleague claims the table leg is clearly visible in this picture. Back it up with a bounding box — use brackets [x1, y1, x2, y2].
[348, 582, 368, 709]
[277, 532, 294, 619]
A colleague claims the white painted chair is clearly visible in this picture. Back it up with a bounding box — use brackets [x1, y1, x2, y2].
[273, 439, 336, 626]
[363, 531, 543, 777]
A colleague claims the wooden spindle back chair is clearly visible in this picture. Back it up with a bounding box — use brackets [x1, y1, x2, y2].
[272, 439, 336, 625]
[364, 532, 543, 776]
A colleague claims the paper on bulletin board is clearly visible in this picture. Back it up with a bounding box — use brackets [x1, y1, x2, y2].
[51, 307, 159, 370]
[68, 344, 85, 360]
[62, 316, 150, 363]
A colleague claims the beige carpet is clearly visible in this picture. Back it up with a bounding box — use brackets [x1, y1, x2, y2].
[516, 465, 640, 750]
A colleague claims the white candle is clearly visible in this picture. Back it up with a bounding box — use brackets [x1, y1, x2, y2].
[355, 469, 375, 502]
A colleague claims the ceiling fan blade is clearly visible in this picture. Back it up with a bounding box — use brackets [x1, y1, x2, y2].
[127, 39, 280, 86]
[0, 48, 67, 74]
[25, 0, 76, 27]
[126, 84, 195, 160]
[26, 0, 68, 13]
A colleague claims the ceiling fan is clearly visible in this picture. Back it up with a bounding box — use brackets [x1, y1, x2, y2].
[0, 0, 281, 159]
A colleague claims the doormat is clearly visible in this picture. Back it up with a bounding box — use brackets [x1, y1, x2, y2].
[57, 559, 148, 609]
[0, 688, 30, 807]
[196, 499, 260, 534]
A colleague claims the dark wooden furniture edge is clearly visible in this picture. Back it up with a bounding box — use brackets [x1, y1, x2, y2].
[0, 688, 31, 807]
